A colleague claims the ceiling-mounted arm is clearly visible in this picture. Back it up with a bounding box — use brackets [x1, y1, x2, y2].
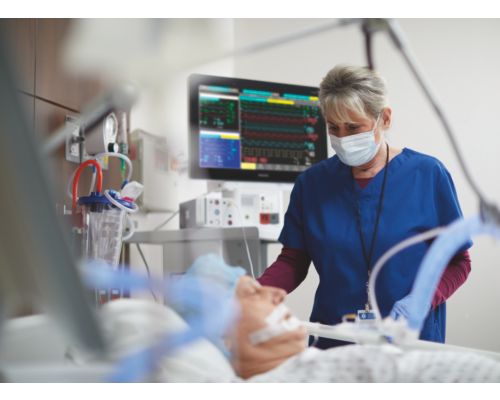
[362, 20, 375, 70]
[227, 19, 360, 59]
[384, 19, 500, 223]
[360, 19, 393, 70]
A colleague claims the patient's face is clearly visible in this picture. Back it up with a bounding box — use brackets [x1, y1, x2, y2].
[229, 276, 307, 379]
[236, 276, 287, 327]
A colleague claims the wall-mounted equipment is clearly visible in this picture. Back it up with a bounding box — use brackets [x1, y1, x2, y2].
[65, 113, 119, 163]
[129, 129, 178, 213]
[179, 187, 290, 241]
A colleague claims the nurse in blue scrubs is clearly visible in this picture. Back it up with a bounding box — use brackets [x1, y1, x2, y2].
[258, 64, 472, 349]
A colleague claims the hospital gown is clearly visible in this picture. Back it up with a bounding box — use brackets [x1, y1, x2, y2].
[243, 345, 500, 383]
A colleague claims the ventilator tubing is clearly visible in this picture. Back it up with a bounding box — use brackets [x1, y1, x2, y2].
[406, 215, 500, 334]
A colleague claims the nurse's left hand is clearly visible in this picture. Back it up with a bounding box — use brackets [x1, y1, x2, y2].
[389, 294, 414, 320]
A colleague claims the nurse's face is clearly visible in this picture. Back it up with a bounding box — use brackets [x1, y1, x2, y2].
[326, 107, 391, 143]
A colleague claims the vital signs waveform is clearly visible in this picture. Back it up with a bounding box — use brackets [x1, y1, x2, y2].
[241, 112, 318, 125]
[241, 138, 316, 150]
[200, 98, 239, 131]
[243, 131, 319, 142]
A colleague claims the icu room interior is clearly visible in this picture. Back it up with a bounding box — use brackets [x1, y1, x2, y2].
[1, 14, 500, 390]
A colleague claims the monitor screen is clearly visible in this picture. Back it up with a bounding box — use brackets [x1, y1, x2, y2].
[188, 74, 328, 183]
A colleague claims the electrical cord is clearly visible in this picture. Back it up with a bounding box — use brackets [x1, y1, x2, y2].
[152, 209, 181, 231]
[135, 243, 159, 302]
[229, 200, 256, 279]
[121, 214, 135, 241]
[152, 190, 212, 231]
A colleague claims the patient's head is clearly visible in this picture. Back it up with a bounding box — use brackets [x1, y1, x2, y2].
[184, 255, 306, 379]
[230, 276, 307, 379]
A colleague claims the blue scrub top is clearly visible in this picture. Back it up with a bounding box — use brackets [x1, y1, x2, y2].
[279, 148, 472, 349]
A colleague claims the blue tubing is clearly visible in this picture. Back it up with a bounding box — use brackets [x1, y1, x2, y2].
[406, 215, 500, 333]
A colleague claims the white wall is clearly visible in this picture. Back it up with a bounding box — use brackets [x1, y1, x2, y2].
[128, 19, 235, 301]
[234, 18, 500, 352]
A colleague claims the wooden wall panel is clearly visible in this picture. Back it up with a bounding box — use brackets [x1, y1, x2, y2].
[2, 18, 128, 211]
[1, 18, 35, 94]
[35, 99, 79, 206]
[35, 19, 102, 111]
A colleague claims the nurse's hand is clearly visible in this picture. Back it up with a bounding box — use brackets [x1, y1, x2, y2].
[389, 294, 414, 320]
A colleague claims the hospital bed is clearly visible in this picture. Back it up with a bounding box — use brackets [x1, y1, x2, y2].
[2, 298, 500, 383]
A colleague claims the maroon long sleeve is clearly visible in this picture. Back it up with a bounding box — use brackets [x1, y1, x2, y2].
[257, 247, 311, 293]
[431, 250, 471, 308]
[258, 246, 471, 307]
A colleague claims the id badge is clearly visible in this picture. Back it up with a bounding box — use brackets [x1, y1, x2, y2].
[357, 309, 375, 322]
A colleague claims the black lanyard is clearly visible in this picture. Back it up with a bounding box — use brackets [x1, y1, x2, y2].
[353, 143, 389, 308]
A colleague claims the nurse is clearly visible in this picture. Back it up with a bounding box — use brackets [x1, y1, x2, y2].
[257, 64, 472, 349]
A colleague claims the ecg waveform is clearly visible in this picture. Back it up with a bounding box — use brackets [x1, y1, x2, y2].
[240, 98, 321, 167]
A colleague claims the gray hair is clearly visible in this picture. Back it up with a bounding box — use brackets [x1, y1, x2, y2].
[319, 64, 388, 122]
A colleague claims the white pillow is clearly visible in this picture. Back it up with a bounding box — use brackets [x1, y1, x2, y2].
[99, 299, 236, 382]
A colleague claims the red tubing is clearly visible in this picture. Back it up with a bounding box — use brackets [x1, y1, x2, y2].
[72, 159, 103, 210]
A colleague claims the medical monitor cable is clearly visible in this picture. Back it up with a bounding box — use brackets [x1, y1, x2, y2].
[135, 243, 159, 302]
[230, 201, 256, 279]
[152, 209, 181, 231]
[152, 189, 214, 231]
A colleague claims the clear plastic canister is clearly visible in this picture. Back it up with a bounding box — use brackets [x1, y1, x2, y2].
[79, 194, 125, 268]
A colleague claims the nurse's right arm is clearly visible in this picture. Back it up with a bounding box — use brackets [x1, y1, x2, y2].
[257, 246, 311, 293]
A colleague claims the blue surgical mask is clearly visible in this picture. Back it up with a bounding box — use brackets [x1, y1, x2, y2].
[329, 115, 382, 167]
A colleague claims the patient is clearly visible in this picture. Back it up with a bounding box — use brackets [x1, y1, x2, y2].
[228, 275, 307, 378]
[182, 255, 500, 383]
[93, 255, 500, 382]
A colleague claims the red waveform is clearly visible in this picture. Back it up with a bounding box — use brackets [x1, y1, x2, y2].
[242, 112, 318, 125]
[243, 131, 319, 142]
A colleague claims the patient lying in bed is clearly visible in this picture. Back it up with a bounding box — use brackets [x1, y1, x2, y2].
[99, 255, 500, 382]
[228, 275, 500, 382]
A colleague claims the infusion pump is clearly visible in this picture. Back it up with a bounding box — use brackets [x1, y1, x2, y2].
[179, 188, 291, 241]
